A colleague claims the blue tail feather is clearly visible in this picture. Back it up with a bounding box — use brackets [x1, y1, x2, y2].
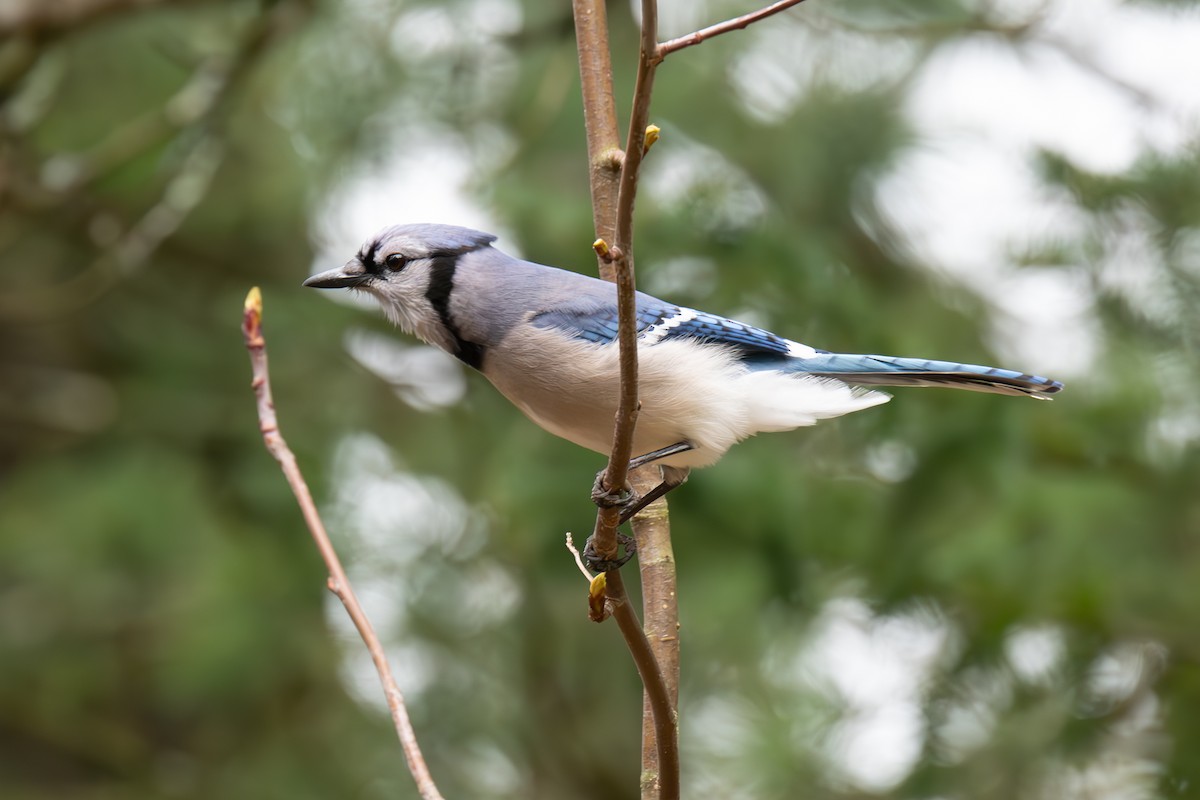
[789, 353, 1063, 398]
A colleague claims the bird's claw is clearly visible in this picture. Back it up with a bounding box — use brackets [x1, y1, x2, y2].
[587, 472, 638, 570]
[583, 532, 636, 573]
[591, 471, 636, 511]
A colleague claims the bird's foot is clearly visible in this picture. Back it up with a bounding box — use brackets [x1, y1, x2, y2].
[582, 532, 637, 573]
[591, 471, 636, 512]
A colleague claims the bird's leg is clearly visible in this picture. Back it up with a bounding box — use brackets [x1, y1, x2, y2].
[590, 441, 693, 513]
[617, 463, 690, 525]
[585, 442, 692, 571]
[583, 458, 691, 572]
[628, 441, 694, 471]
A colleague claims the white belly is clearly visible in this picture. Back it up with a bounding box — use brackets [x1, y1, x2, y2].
[482, 328, 888, 470]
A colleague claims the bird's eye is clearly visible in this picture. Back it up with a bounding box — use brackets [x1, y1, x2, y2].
[384, 253, 407, 271]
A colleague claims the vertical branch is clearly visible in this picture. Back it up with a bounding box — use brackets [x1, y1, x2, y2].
[629, 468, 680, 798]
[571, 0, 623, 260]
[573, 2, 680, 799]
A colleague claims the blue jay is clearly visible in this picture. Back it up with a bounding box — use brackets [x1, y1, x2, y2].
[305, 223, 1061, 522]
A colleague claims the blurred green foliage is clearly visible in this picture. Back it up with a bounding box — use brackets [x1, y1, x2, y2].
[2, 0, 1198, 798]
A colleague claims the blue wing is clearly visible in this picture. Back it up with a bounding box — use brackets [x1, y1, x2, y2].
[529, 298, 668, 345]
[642, 307, 796, 358]
[531, 294, 798, 359]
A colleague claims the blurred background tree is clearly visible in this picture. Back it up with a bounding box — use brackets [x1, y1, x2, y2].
[2, 0, 1198, 797]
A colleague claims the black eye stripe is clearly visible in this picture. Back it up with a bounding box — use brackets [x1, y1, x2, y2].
[362, 239, 381, 268]
[358, 246, 460, 274]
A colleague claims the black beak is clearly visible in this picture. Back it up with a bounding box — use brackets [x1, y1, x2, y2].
[303, 262, 370, 289]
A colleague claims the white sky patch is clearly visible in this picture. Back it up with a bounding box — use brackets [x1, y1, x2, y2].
[1092, 204, 1182, 327]
[1005, 623, 1066, 687]
[864, 439, 917, 483]
[389, 4, 457, 60]
[328, 433, 481, 572]
[391, 0, 523, 61]
[1146, 354, 1200, 464]
[728, 16, 916, 124]
[825, 703, 925, 793]
[687, 694, 758, 760]
[1147, 411, 1200, 466]
[1033, 754, 1163, 800]
[907, 38, 1147, 175]
[335, 628, 441, 709]
[1085, 641, 1167, 716]
[322, 434, 514, 710]
[878, 140, 1090, 280]
[344, 328, 467, 411]
[641, 132, 769, 232]
[934, 665, 1015, 765]
[1030, 638, 1167, 799]
[646, 0, 712, 40]
[1041, 0, 1200, 145]
[771, 597, 957, 792]
[457, 740, 525, 798]
[986, 268, 1102, 380]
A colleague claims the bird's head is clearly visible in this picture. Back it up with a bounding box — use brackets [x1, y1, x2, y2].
[304, 223, 496, 342]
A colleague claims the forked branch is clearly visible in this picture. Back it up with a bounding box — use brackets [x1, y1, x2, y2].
[657, 0, 810, 60]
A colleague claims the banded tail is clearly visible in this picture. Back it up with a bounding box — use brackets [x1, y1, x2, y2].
[791, 353, 1063, 399]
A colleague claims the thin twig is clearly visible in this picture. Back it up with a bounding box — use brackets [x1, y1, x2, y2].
[240, 288, 445, 800]
[565, 532, 594, 581]
[657, 0, 810, 61]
